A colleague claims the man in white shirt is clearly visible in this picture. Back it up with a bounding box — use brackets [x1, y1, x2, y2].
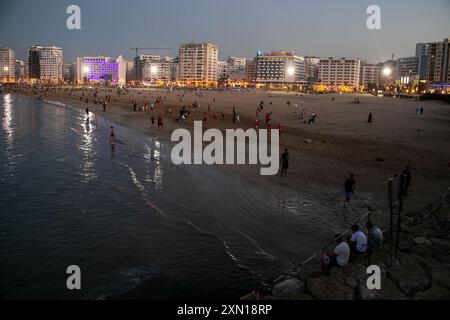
[350, 224, 368, 253]
[321, 234, 351, 275]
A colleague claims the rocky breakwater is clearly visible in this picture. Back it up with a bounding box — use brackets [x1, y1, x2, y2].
[244, 188, 450, 300]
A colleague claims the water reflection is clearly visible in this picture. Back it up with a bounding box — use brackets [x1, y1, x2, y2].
[143, 139, 163, 190]
[2, 94, 15, 172]
[78, 114, 98, 183]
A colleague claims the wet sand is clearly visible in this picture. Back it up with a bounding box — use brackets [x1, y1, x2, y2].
[12, 85, 450, 214]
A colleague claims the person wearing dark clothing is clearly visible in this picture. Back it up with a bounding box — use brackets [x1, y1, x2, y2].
[280, 148, 289, 177]
[344, 174, 355, 208]
[368, 112, 373, 123]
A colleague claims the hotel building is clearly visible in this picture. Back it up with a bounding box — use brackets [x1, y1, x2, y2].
[317, 57, 361, 90]
[75, 56, 127, 85]
[396, 56, 419, 84]
[27, 45, 63, 82]
[134, 55, 161, 82]
[416, 38, 450, 83]
[178, 42, 219, 84]
[0, 48, 16, 80]
[256, 51, 306, 85]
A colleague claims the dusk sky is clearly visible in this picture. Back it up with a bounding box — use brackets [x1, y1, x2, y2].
[1, 0, 449, 63]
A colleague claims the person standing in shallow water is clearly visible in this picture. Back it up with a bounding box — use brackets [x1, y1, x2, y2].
[280, 148, 289, 177]
[344, 173, 355, 208]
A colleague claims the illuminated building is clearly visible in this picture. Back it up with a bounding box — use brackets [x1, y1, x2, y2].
[0, 47, 16, 80]
[75, 56, 127, 85]
[318, 57, 361, 90]
[256, 51, 306, 86]
[178, 42, 219, 84]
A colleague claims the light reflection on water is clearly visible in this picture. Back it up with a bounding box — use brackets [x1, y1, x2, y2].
[2, 94, 15, 172]
[79, 114, 98, 183]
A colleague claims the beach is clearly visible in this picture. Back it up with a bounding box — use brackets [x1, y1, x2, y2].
[10, 85, 450, 215]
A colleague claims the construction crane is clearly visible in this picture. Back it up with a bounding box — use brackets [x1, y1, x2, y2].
[129, 47, 173, 81]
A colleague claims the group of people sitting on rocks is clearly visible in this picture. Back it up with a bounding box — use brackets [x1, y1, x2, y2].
[320, 222, 384, 276]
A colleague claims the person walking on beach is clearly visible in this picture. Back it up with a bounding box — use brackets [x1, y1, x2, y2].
[150, 115, 155, 127]
[403, 166, 412, 196]
[344, 173, 355, 208]
[368, 112, 373, 123]
[157, 116, 163, 130]
[420, 107, 424, 116]
[103, 101, 107, 112]
[280, 148, 289, 177]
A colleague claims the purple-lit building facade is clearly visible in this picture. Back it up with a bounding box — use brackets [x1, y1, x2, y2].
[75, 56, 126, 85]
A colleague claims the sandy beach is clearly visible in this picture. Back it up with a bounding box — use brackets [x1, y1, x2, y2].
[8, 85, 450, 214]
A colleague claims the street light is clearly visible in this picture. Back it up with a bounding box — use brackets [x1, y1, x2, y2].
[382, 67, 392, 77]
[4, 66, 9, 72]
[286, 66, 295, 91]
[83, 66, 90, 74]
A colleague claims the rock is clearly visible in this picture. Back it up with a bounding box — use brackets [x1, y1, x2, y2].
[430, 264, 450, 290]
[304, 139, 313, 144]
[387, 258, 430, 297]
[408, 224, 435, 237]
[272, 278, 306, 300]
[344, 277, 359, 289]
[307, 277, 355, 300]
[414, 237, 431, 246]
[413, 287, 450, 300]
[359, 277, 407, 300]
[430, 237, 450, 251]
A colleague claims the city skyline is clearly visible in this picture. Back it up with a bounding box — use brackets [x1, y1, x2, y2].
[1, 0, 450, 63]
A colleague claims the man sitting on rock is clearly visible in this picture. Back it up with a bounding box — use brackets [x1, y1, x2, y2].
[321, 234, 350, 276]
[350, 224, 368, 254]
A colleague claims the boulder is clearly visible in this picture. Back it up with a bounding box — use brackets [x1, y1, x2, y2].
[307, 277, 355, 300]
[387, 258, 430, 297]
[413, 287, 450, 300]
[413, 237, 432, 245]
[272, 278, 306, 300]
[359, 276, 407, 300]
[430, 237, 450, 251]
[430, 264, 450, 290]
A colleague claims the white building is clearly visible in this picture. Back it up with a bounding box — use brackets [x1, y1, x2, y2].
[15, 59, 28, 80]
[75, 55, 127, 85]
[304, 56, 320, 85]
[142, 56, 177, 83]
[38, 46, 63, 81]
[0, 48, 16, 80]
[360, 63, 379, 88]
[178, 42, 219, 84]
[218, 60, 229, 81]
[256, 51, 306, 85]
[318, 57, 361, 89]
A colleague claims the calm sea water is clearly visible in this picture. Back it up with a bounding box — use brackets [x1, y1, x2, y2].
[0, 94, 379, 299]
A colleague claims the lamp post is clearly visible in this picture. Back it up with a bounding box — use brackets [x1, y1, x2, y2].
[286, 66, 295, 92]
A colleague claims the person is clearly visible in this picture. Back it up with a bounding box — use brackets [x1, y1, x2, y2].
[368, 112, 373, 123]
[280, 148, 289, 177]
[321, 234, 350, 276]
[420, 107, 424, 116]
[109, 126, 116, 144]
[344, 174, 355, 208]
[150, 115, 155, 127]
[157, 115, 163, 129]
[350, 224, 368, 254]
[366, 221, 383, 252]
[103, 101, 107, 112]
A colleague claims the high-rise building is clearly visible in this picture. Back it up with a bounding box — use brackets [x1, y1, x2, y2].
[75, 56, 127, 85]
[0, 47, 16, 80]
[142, 56, 177, 83]
[256, 51, 306, 85]
[28, 45, 63, 81]
[396, 56, 419, 83]
[38, 46, 63, 81]
[244, 59, 257, 83]
[360, 63, 379, 88]
[134, 55, 161, 82]
[178, 42, 219, 84]
[218, 61, 229, 81]
[125, 60, 134, 82]
[318, 57, 361, 89]
[416, 38, 450, 83]
[15, 59, 27, 80]
[62, 63, 73, 82]
[304, 56, 320, 85]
